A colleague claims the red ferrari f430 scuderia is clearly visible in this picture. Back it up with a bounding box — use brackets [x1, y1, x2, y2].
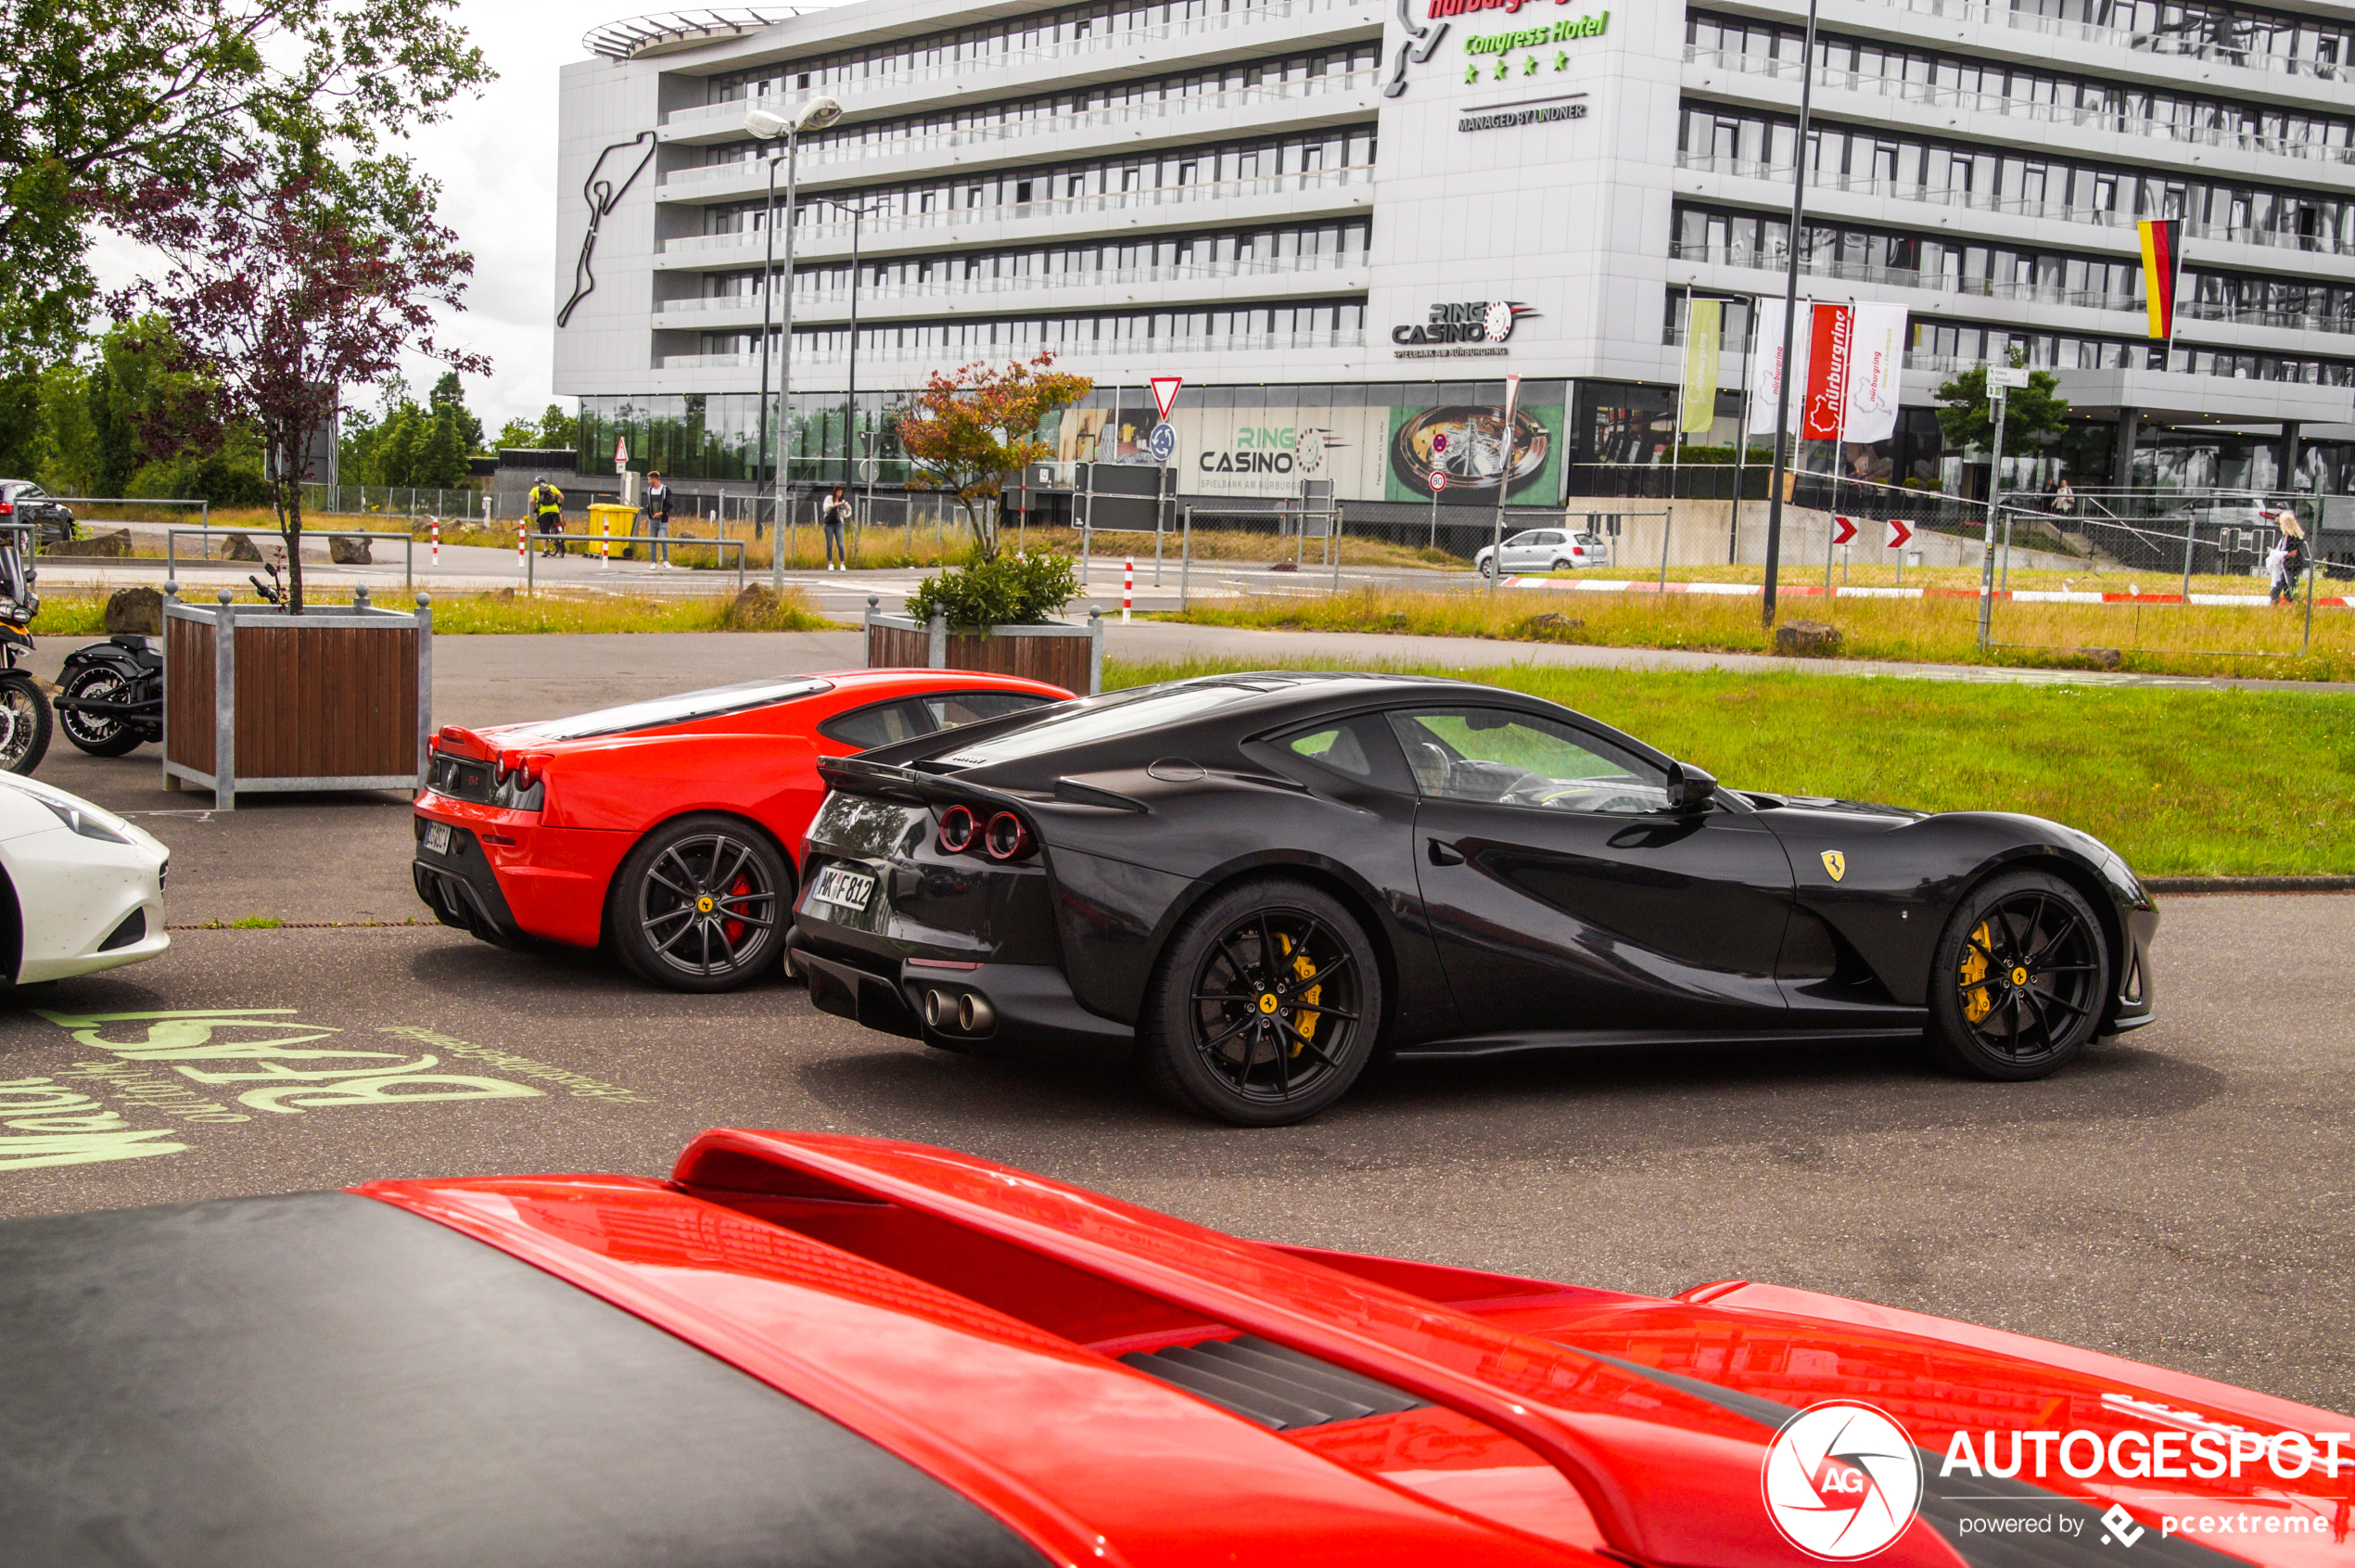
[412, 670, 1069, 990]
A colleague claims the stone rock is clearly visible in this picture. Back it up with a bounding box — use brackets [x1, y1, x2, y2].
[44, 529, 132, 558]
[223, 532, 263, 562]
[1525, 612, 1585, 638]
[1775, 619, 1844, 657]
[104, 586, 165, 635]
[329, 534, 373, 565]
[2076, 645, 2123, 670]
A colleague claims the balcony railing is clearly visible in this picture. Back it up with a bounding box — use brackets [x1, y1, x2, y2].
[654, 252, 1368, 320]
[660, 0, 1376, 132]
[1847, 0, 2355, 84]
[664, 164, 1375, 256]
[1668, 243, 2355, 333]
[662, 68, 1379, 186]
[657, 328, 1366, 369]
[1674, 152, 2355, 255]
[1682, 46, 2355, 165]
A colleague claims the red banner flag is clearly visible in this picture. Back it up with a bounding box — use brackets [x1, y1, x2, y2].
[2138, 219, 2183, 342]
[1801, 303, 1852, 442]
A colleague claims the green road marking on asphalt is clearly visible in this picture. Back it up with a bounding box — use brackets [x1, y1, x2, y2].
[0, 1009, 653, 1172]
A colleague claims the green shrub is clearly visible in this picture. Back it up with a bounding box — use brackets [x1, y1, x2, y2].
[904, 552, 1081, 629]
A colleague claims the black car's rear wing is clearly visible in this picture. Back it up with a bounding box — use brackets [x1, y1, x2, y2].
[817, 756, 1148, 815]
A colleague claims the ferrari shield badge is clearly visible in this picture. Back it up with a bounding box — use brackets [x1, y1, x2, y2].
[1821, 850, 1847, 882]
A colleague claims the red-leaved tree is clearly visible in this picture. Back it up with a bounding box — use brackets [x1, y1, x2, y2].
[106, 158, 487, 611]
[897, 353, 1091, 560]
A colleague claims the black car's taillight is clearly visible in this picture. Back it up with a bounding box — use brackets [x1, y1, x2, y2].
[984, 811, 1033, 861]
[937, 805, 979, 854]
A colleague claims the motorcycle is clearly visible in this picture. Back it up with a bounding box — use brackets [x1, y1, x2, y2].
[54, 560, 282, 757]
[55, 634, 162, 757]
[0, 516, 52, 773]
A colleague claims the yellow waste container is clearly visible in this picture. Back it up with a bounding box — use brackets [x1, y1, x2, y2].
[588, 502, 638, 562]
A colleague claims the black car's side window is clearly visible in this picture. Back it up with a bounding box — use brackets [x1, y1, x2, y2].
[1385, 708, 1672, 816]
[1268, 713, 1415, 793]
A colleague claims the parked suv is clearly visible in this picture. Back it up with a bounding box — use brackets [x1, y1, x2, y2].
[0, 482, 76, 547]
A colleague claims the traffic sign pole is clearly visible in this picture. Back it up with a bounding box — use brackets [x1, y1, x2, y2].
[1979, 378, 2011, 648]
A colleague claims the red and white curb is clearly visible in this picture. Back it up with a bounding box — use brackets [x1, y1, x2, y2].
[1501, 577, 2350, 609]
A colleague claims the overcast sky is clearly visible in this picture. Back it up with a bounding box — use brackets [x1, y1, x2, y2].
[89, 0, 678, 433]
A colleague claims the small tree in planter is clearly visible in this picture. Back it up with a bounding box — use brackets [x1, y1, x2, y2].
[107, 156, 486, 611]
[904, 553, 1081, 630]
[896, 353, 1090, 561]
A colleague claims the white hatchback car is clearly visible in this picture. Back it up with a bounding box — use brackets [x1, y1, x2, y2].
[1473, 528, 1614, 577]
[0, 773, 169, 985]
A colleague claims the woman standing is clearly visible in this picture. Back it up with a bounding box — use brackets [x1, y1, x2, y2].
[821, 485, 852, 572]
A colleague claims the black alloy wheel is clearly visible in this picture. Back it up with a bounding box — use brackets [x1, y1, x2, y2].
[58, 666, 143, 757]
[1139, 877, 1381, 1127]
[0, 672, 52, 774]
[1551, 557, 1572, 571]
[1927, 870, 2109, 1080]
[609, 812, 791, 992]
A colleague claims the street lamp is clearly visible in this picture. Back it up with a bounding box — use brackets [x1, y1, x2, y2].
[824, 195, 887, 542]
[1760, 0, 1821, 629]
[746, 94, 845, 592]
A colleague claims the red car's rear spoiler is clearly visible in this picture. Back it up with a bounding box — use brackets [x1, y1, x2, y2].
[668, 1129, 1965, 1568]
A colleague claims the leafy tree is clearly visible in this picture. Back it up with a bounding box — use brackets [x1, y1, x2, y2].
[1933, 356, 2069, 453]
[0, 0, 489, 363]
[0, 373, 41, 478]
[416, 398, 468, 486]
[107, 156, 488, 610]
[429, 369, 482, 453]
[35, 363, 100, 494]
[536, 402, 579, 450]
[896, 355, 1091, 559]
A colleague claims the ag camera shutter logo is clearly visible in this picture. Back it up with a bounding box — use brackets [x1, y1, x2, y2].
[1761, 1401, 1925, 1560]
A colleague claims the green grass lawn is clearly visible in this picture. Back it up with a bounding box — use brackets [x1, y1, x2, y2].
[1105, 657, 2355, 877]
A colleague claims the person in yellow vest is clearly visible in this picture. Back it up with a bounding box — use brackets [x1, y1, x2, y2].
[528, 477, 566, 558]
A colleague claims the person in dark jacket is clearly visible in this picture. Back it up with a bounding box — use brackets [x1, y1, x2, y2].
[643, 471, 673, 567]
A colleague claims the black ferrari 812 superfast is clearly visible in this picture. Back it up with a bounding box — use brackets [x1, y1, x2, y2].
[789, 673, 2156, 1125]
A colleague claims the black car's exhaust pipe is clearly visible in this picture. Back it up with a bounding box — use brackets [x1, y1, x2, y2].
[923, 988, 994, 1034]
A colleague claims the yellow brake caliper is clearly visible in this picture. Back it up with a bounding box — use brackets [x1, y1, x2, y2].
[1276, 932, 1321, 1055]
[1960, 921, 1993, 1024]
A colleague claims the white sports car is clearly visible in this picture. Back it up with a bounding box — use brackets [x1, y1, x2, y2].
[0, 774, 169, 985]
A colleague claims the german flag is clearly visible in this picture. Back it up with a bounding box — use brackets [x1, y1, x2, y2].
[2139, 218, 2183, 342]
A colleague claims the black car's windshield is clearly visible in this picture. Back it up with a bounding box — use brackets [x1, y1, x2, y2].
[936, 682, 1270, 767]
[503, 679, 834, 743]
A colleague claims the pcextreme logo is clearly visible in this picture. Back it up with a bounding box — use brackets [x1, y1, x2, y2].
[1762, 1402, 1924, 1560]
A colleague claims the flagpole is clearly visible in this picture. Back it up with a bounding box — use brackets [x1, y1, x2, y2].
[1761, 0, 1822, 630]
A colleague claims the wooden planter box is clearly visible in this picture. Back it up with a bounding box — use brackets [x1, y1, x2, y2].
[863, 601, 1102, 695]
[162, 591, 433, 809]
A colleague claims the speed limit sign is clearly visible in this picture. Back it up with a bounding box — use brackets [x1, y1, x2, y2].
[1427, 470, 1447, 493]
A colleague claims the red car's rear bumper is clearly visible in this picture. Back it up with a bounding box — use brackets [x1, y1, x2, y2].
[413, 795, 629, 950]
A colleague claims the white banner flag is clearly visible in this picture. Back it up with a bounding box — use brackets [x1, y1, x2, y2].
[1841, 303, 1907, 444]
[1746, 299, 1805, 436]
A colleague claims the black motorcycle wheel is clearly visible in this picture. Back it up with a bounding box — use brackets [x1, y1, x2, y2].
[607, 813, 791, 992]
[0, 671, 52, 774]
[1927, 871, 2109, 1081]
[57, 665, 144, 757]
[1139, 878, 1381, 1127]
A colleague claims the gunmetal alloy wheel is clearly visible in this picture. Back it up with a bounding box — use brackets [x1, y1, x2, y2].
[1928, 870, 2108, 1080]
[0, 671, 53, 775]
[1140, 878, 1381, 1126]
[610, 813, 790, 993]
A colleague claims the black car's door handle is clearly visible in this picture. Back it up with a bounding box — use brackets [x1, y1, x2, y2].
[1427, 838, 1465, 866]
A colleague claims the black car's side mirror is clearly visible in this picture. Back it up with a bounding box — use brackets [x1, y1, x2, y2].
[1664, 761, 1718, 814]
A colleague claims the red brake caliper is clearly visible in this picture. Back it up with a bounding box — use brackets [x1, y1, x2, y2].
[723, 875, 750, 945]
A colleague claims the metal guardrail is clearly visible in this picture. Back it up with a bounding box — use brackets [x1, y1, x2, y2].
[166, 528, 417, 588]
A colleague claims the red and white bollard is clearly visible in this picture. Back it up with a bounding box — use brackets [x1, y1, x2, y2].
[1123, 556, 1133, 623]
[430, 516, 439, 567]
[516, 519, 526, 568]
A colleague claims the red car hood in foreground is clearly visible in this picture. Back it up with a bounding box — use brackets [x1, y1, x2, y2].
[361, 1134, 2350, 1568]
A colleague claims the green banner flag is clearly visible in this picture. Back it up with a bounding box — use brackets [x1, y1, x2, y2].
[1681, 299, 1721, 435]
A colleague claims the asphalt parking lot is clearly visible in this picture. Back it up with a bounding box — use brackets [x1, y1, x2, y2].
[5, 639, 2349, 1417]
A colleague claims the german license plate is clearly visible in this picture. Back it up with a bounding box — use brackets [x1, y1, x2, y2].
[808, 865, 877, 911]
[422, 820, 452, 855]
